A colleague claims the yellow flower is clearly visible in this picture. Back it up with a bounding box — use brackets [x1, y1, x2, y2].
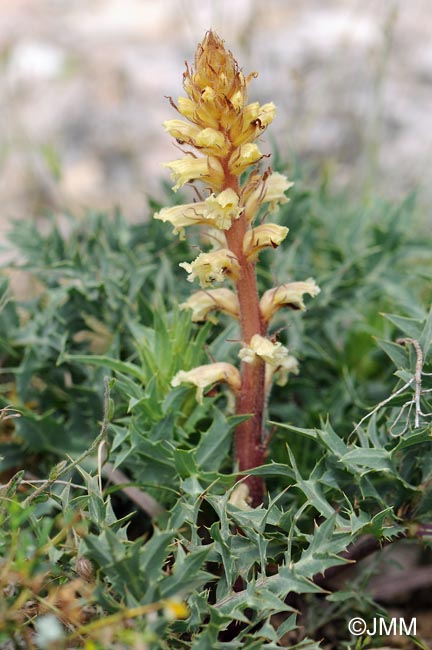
[177, 96, 196, 121]
[154, 202, 207, 238]
[179, 249, 240, 287]
[163, 599, 189, 621]
[258, 103, 277, 128]
[163, 156, 224, 192]
[172, 362, 241, 403]
[262, 172, 293, 208]
[180, 288, 240, 322]
[229, 143, 263, 175]
[260, 278, 321, 322]
[154, 189, 242, 238]
[204, 188, 243, 230]
[239, 335, 299, 389]
[163, 119, 200, 143]
[265, 353, 299, 389]
[243, 223, 289, 261]
[239, 334, 290, 366]
[244, 172, 293, 221]
[243, 102, 260, 120]
[195, 128, 228, 154]
[230, 102, 276, 146]
[163, 120, 228, 155]
[239, 334, 298, 388]
[201, 86, 217, 103]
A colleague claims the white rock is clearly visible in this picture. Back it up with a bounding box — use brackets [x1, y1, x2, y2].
[7, 40, 65, 84]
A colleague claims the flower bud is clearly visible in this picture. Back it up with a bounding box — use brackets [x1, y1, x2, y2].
[195, 128, 228, 154]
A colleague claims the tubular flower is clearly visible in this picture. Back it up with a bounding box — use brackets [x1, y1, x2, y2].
[195, 128, 228, 154]
[163, 119, 201, 144]
[260, 278, 321, 322]
[154, 202, 208, 238]
[180, 288, 240, 322]
[239, 334, 290, 366]
[265, 354, 299, 390]
[243, 171, 294, 221]
[172, 362, 241, 403]
[177, 96, 196, 121]
[154, 188, 242, 238]
[230, 101, 277, 146]
[179, 249, 240, 287]
[163, 120, 229, 155]
[229, 143, 263, 176]
[163, 156, 224, 192]
[243, 224, 289, 261]
[204, 189, 243, 229]
[262, 172, 294, 207]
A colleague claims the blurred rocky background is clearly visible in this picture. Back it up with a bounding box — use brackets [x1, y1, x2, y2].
[0, 0, 431, 234]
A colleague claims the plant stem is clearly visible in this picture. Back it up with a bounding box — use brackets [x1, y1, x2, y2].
[225, 173, 267, 506]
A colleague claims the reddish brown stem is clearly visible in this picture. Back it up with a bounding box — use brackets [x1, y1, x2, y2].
[225, 174, 267, 507]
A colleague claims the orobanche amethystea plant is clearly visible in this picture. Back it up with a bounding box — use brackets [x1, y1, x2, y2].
[155, 31, 319, 506]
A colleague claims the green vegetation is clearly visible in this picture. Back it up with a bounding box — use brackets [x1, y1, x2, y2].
[0, 172, 431, 649]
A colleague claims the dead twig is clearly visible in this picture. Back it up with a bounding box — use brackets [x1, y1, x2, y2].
[102, 462, 165, 519]
[351, 338, 431, 438]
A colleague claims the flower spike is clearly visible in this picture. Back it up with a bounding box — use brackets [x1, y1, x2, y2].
[156, 31, 319, 506]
